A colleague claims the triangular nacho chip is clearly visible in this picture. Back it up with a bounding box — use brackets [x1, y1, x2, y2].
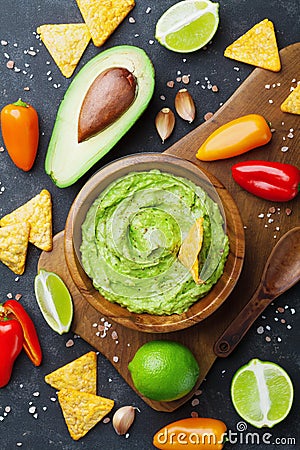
[0, 223, 30, 275]
[76, 0, 135, 47]
[224, 19, 281, 72]
[178, 217, 204, 284]
[280, 83, 300, 115]
[0, 189, 52, 251]
[37, 23, 91, 78]
[45, 351, 97, 394]
[58, 388, 114, 440]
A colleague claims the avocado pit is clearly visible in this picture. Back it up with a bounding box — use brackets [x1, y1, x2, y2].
[78, 67, 137, 143]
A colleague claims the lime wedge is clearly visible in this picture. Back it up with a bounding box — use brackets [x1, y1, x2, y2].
[34, 269, 73, 335]
[231, 359, 294, 428]
[155, 0, 219, 53]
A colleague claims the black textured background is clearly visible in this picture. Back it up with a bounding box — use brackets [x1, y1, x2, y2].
[0, 1, 299, 449]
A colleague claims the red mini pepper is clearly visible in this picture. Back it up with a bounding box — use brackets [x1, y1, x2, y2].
[232, 160, 300, 202]
[0, 315, 24, 388]
[4, 300, 42, 367]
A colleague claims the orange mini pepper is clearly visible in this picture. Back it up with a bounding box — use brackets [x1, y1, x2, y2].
[1, 98, 39, 171]
[153, 417, 227, 450]
[196, 114, 272, 161]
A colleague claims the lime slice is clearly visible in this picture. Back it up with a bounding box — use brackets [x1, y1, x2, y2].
[155, 0, 219, 53]
[34, 269, 73, 335]
[231, 359, 294, 428]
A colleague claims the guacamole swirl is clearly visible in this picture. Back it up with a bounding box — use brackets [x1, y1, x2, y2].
[80, 170, 229, 315]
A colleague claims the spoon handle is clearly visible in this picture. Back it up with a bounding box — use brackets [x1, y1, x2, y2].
[214, 285, 273, 357]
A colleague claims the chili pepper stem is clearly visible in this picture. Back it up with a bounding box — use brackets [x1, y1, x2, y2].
[13, 98, 29, 108]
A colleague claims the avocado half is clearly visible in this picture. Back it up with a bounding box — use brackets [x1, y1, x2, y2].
[45, 45, 155, 188]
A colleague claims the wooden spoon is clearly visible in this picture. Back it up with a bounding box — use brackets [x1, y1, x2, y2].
[214, 227, 300, 358]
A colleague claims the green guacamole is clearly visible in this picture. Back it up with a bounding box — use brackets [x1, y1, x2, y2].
[80, 170, 229, 315]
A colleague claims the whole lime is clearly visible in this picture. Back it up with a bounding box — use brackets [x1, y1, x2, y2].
[128, 340, 200, 401]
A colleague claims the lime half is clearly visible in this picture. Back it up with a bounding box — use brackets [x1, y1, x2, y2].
[231, 359, 294, 428]
[155, 0, 219, 53]
[34, 269, 73, 335]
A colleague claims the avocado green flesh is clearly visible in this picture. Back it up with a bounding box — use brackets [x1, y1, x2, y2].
[45, 46, 155, 188]
[80, 170, 229, 315]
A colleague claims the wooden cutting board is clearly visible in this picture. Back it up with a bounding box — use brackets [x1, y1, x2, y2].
[38, 43, 300, 412]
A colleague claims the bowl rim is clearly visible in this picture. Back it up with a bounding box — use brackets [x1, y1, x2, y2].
[64, 153, 245, 333]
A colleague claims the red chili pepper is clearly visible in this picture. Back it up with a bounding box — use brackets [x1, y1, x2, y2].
[4, 300, 42, 367]
[0, 315, 24, 388]
[232, 160, 300, 202]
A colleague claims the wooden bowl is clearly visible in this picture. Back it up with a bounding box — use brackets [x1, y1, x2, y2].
[64, 153, 245, 333]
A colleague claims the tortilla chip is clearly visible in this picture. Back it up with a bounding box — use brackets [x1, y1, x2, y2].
[58, 388, 114, 440]
[45, 351, 97, 394]
[76, 0, 135, 47]
[37, 24, 91, 78]
[280, 83, 300, 115]
[0, 189, 52, 251]
[0, 223, 30, 275]
[224, 19, 281, 72]
[178, 217, 204, 284]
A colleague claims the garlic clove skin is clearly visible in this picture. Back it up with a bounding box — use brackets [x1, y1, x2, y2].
[155, 107, 175, 143]
[112, 405, 136, 435]
[175, 88, 196, 123]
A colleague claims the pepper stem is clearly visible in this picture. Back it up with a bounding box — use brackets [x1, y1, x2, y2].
[13, 98, 29, 108]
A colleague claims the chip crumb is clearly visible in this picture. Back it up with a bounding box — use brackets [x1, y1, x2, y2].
[191, 398, 199, 407]
[167, 80, 174, 88]
[212, 85, 219, 92]
[191, 411, 199, 418]
[23, 86, 30, 91]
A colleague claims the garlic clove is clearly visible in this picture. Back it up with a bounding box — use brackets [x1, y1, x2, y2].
[112, 405, 136, 435]
[155, 107, 175, 143]
[175, 88, 196, 123]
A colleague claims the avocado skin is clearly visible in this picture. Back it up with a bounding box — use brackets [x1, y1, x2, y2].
[45, 45, 155, 188]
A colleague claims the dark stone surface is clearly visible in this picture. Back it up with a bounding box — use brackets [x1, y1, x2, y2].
[0, 1, 299, 449]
